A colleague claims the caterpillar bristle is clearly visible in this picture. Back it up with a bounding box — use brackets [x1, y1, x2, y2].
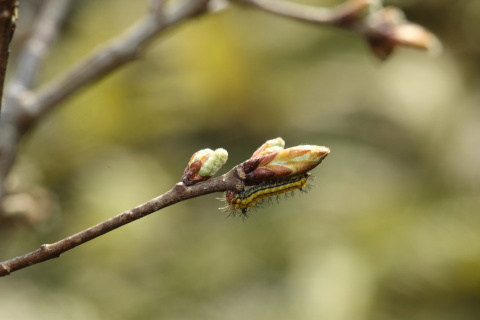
[220, 173, 312, 217]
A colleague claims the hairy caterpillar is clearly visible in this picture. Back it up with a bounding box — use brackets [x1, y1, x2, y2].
[222, 173, 311, 217]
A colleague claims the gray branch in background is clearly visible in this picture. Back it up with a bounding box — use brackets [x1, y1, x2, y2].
[0, 0, 17, 113]
[7, 0, 70, 93]
[0, 0, 72, 202]
[24, 0, 210, 127]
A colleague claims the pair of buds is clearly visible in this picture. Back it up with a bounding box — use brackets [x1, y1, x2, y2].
[182, 138, 330, 186]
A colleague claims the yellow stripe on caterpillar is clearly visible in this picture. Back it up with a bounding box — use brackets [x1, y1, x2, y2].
[222, 173, 311, 217]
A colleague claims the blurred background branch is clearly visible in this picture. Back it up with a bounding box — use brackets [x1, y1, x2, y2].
[7, 0, 69, 93]
[23, 0, 210, 125]
[0, 0, 210, 210]
[234, 0, 440, 59]
[0, 0, 69, 204]
[0, 0, 18, 111]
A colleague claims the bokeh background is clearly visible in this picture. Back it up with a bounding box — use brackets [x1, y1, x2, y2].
[1, 0, 480, 319]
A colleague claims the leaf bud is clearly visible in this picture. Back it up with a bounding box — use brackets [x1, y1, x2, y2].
[182, 148, 228, 186]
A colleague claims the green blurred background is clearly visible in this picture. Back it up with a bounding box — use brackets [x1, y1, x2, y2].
[1, 0, 480, 319]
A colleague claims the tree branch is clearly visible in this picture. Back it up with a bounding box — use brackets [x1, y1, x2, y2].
[0, 0, 440, 275]
[0, 166, 244, 276]
[0, 0, 17, 112]
[0, 0, 69, 204]
[22, 0, 210, 131]
[234, 0, 367, 25]
[233, 0, 441, 59]
[0, 0, 440, 203]
[7, 0, 70, 95]
[0, 0, 210, 204]
[0, 138, 331, 276]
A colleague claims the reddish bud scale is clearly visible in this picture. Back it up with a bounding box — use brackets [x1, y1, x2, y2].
[182, 160, 204, 186]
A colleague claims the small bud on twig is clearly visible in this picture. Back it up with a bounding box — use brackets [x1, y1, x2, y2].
[182, 148, 228, 186]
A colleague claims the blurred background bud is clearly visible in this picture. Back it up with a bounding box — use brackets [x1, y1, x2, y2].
[365, 6, 442, 59]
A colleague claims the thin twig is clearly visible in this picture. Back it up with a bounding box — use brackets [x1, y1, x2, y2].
[0, 167, 244, 276]
[233, 0, 440, 59]
[233, 0, 372, 26]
